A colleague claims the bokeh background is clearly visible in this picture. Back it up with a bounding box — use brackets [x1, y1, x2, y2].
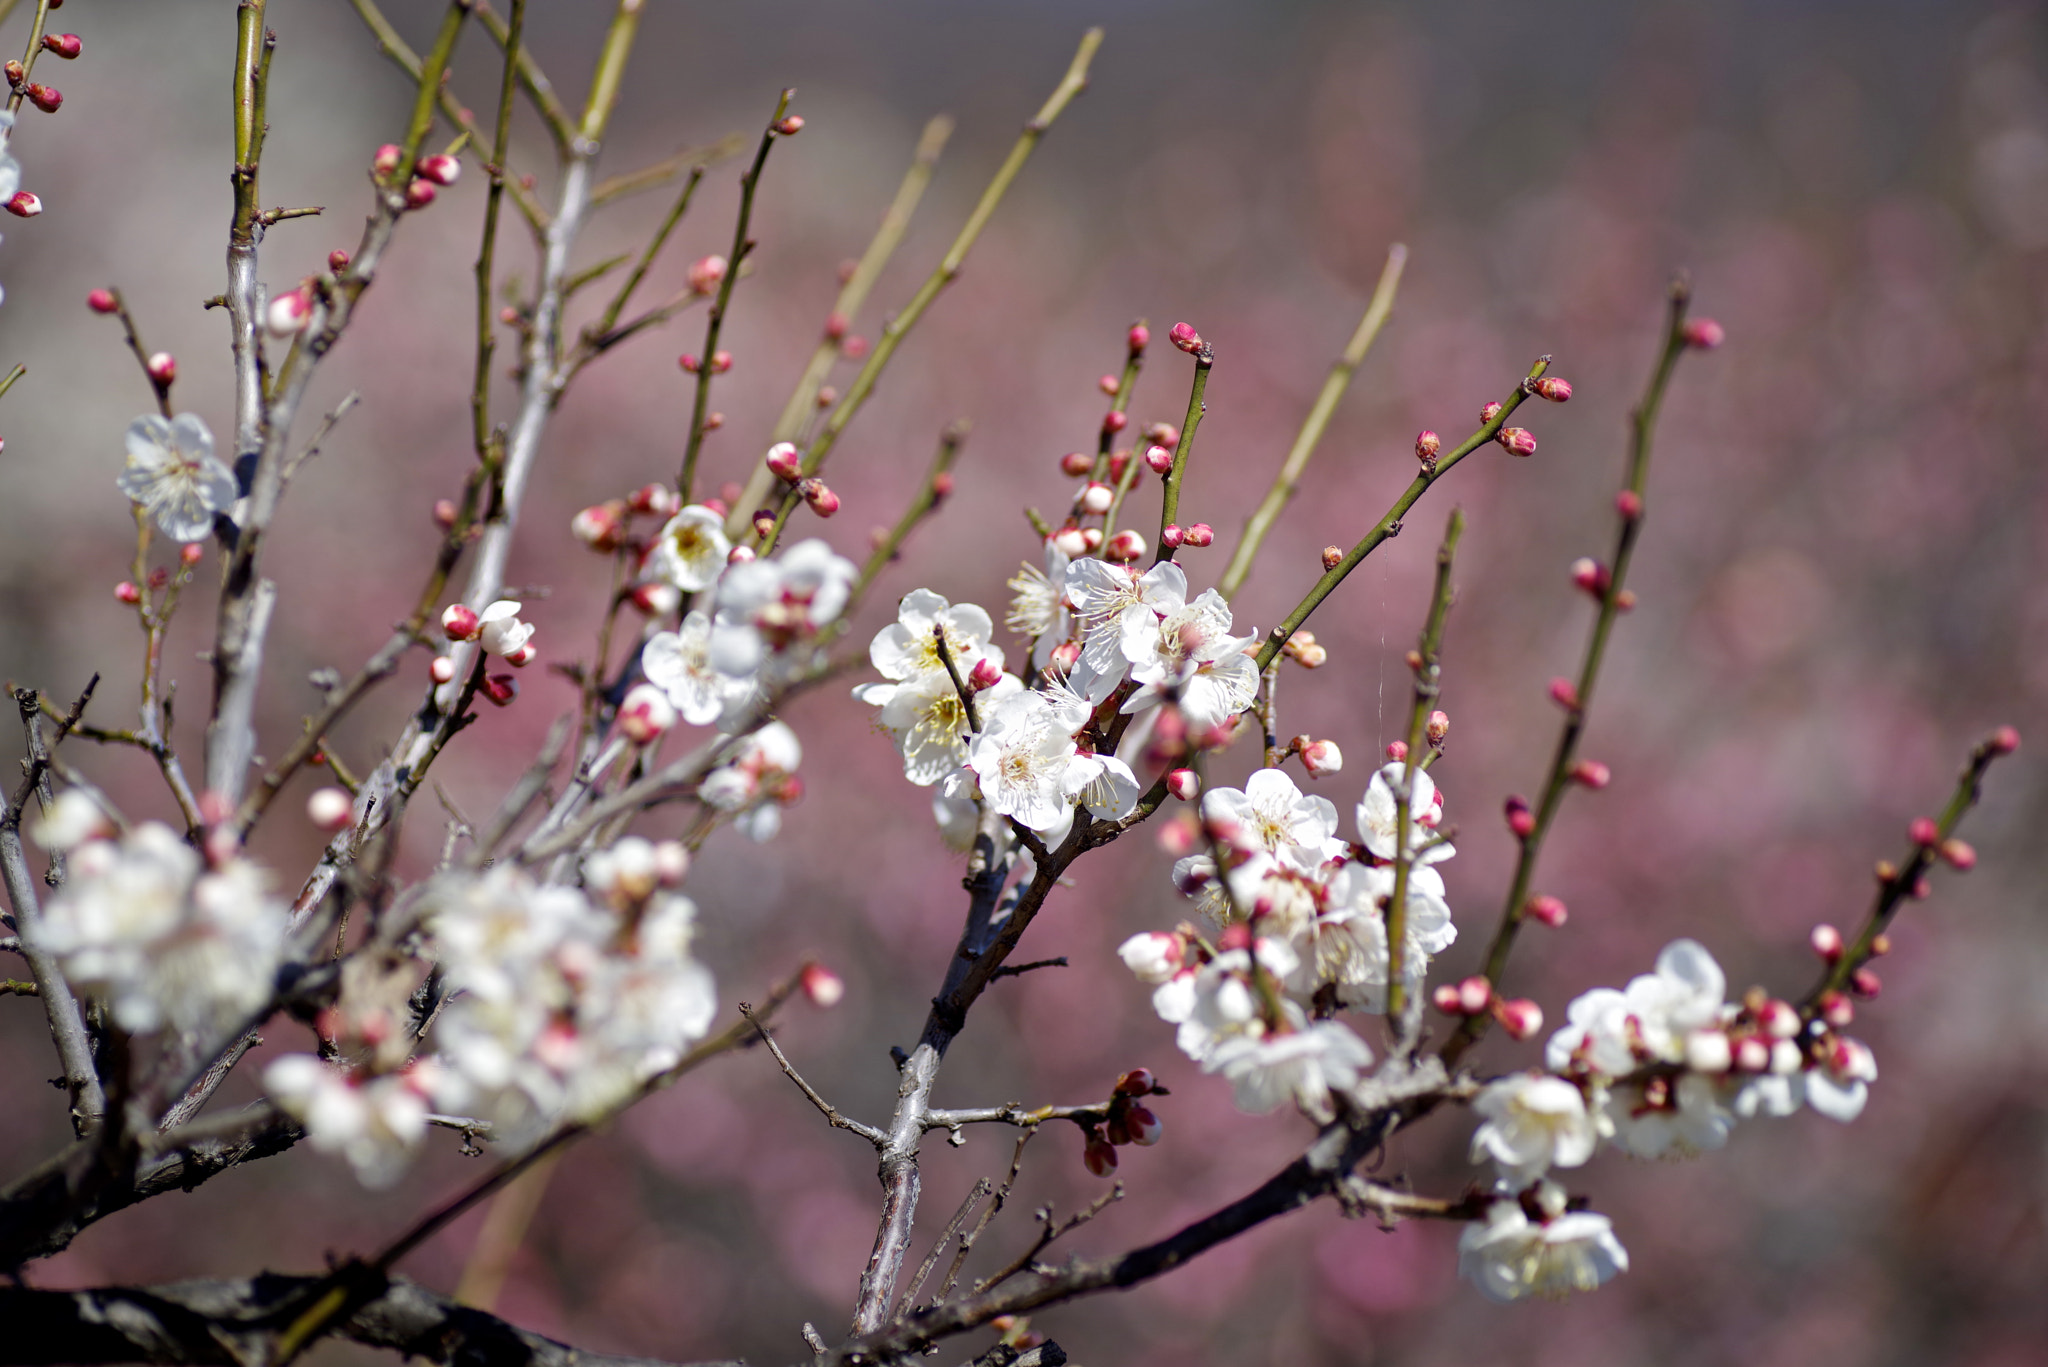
[2, 1, 2045, 1364]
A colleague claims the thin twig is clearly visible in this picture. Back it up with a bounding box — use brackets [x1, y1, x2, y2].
[741, 1001, 888, 1146]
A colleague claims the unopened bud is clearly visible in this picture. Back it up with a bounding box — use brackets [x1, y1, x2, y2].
[1098, 373, 1121, 397]
[430, 655, 456, 684]
[798, 962, 844, 1008]
[764, 442, 803, 482]
[264, 289, 312, 336]
[4, 191, 41, 218]
[431, 497, 461, 529]
[1938, 838, 1976, 870]
[25, 83, 60, 113]
[1907, 816, 1940, 847]
[1456, 976, 1493, 1016]
[1080, 527, 1104, 552]
[1615, 489, 1643, 520]
[706, 350, 732, 375]
[968, 657, 1003, 691]
[1849, 967, 1881, 999]
[441, 603, 481, 641]
[1301, 739, 1343, 778]
[1569, 758, 1611, 789]
[179, 542, 204, 566]
[1051, 526, 1088, 558]
[1570, 557, 1608, 596]
[796, 479, 838, 517]
[328, 249, 351, 274]
[630, 581, 682, 615]
[1180, 523, 1213, 548]
[1614, 589, 1638, 611]
[1105, 529, 1147, 562]
[482, 674, 518, 706]
[1313, 546, 1342, 575]
[1115, 1067, 1156, 1097]
[1497, 426, 1537, 457]
[774, 114, 805, 136]
[1525, 894, 1567, 928]
[404, 179, 437, 209]
[618, 684, 676, 743]
[1047, 640, 1082, 675]
[505, 642, 537, 669]
[1127, 322, 1150, 353]
[1682, 318, 1725, 349]
[1080, 482, 1114, 515]
[1083, 1133, 1119, 1177]
[1533, 376, 1573, 403]
[1425, 710, 1450, 745]
[145, 352, 177, 385]
[1989, 724, 2021, 754]
[41, 33, 81, 60]
[651, 840, 690, 886]
[415, 153, 461, 186]
[1732, 1036, 1771, 1072]
[1159, 524, 1184, 551]
[114, 580, 141, 604]
[1869, 932, 1891, 957]
[1166, 768, 1199, 802]
[1432, 984, 1464, 1015]
[1107, 450, 1132, 482]
[1818, 989, 1854, 1028]
[87, 287, 117, 314]
[306, 787, 354, 833]
[1496, 998, 1543, 1040]
[679, 353, 702, 374]
[1168, 321, 1203, 354]
[704, 411, 726, 430]
[1757, 998, 1800, 1039]
[1145, 443, 1174, 475]
[1505, 794, 1535, 838]
[1058, 451, 1093, 478]
[1810, 923, 1843, 960]
[372, 143, 404, 176]
[2, 60, 19, 88]
[686, 254, 728, 295]
[1101, 409, 1128, 435]
[1547, 677, 1580, 711]
[1125, 1103, 1163, 1145]
[1414, 429, 1441, 463]
[1479, 400, 1503, 423]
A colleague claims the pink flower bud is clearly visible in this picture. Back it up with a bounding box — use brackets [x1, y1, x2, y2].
[372, 143, 404, 176]
[1083, 1133, 1119, 1177]
[652, 840, 690, 886]
[1570, 557, 1608, 596]
[1168, 321, 1203, 354]
[630, 582, 681, 615]
[1533, 377, 1572, 403]
[1432, 984, 1464, 1015]
[704, 410, 726, 430]
[1180, 522, 1213, 548]
[678, 352, 703, 374]
[1547, 677, 1581, 711]
[1080, 482, 1114, 515]
[1107, 450, 1132, 482]
[1057, 451, 1093, 478]
[4, 191, 42, 218]
[686, 254, 728, 295]
[1124, 1103, 1163, 1145]
[482, 674, 518, 706]
[764, 442, 803, 482]
[1479, 400, 1503, 424]
[180, 542, 204, 566]
[1144, 444, 1174, 475]
[1101, 409, 1128, 435]
[1456, 975, 1493, 1016]
[430, 655, 456, 684]
[328, 250, 351, 274]
[1160, 524, 1184, 551]
[1425, 710, 1450, 746]
[1128, 322, 1150, 353]
[1938, 838, 1976, 870]
[618, 684, 677, 743]
[415, 153, 461, 186]
[624, 483, 675, 516]
[968, 657, 1003, 691]
[1682, 318, 1725, 349]
[1414, 429, 1441, 463]
[1526, 894, 1568, 928]
[1166, 768, 1200, 802]
[87, 287, 117, 314]
[1569, 758, 1611, 789]
[840, 335, 870, 360]
[707, 350, 732, 375]
[1300, 739, 1343, 778]
[2, 60, 19, 87]
[1051, 526, 1088, 558]
[1505, 794, 1535, 838]
[930, 471, 955, 502]
[1377, 742, 1405, 766]
[41, 33, 82, 60]
[1105, 529, 1147, 562]
[1080, 527, 1104, 552]
[1048, 640, 1082, 675]
[404, 179, 437, 208]
[504, 642, 537, 668]
[1733, 1036, 1771, 1072]
[774, 114, 805, 136]
[1849, 967, 1881, 999]
[726, 545, 755, 567]
[1810, 923, 1844, 960]
[145, 352, 177, 385]
[1988, 724, 2020, 754]
[1098, 373, 1121, 396]
[1497, 426, 1537, 457]
[264, 289, 312, 336]
[1818, 989, 1854, 1028]
[1115, 1067, 1156, 1097]
[799, 479, 839, 517]
[114, 580, 141, 604]
[441, 603, 481, 641]
[25, 84, 60, 113]
[799, 962, 845, 1008]
[1614, 490, 1644, 522]
[1144, 422, 1179, 448]
[306, 787, 353, 833]
[1496, 998, 1543, 1040]
[1757, 998, 1800, 1039]
[1907, 816, 1940, 846]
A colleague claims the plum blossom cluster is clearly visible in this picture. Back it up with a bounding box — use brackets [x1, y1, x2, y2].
[1455, 938, 1883, 1301]
[264, 841, 715, 1186]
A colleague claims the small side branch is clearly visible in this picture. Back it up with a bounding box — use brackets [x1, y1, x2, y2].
[741, 1002, 887, 1146]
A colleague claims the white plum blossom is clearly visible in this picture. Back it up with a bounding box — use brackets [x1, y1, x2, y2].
[1356, 762, 1455, 866]
[118, 413, 237, 543]
[1206, 1017, 1373, 1122]
[1458, 1187, 1629, 1302]
[31, 789, 113, 850]
[1006, 542, 1073, 668]
[932, 786, 980, 852]
[35, 823, 286, 1036]
[263, 1056, 433, 1188]
[1159, 939, 1299, 1061]
[1470, 1074, 1602, 1188]
[855, 590, 1020, 785]
[1201, 768, 1343, 862]
[1805, 1037, 1878, 1122]
[1117, 585, 1260, 730]
[1065, 557, 1187, 698]
[643, 611, 749, 728]
[647, 505, 732, 592]
[1547, 939, 1727, 1076]
[701, 721, 804, 841]
[1117, 931, 1186, 984]
[867, 589, 1002, 684]
[476, 600, 535, 659]
[712, 538, 857, 679]
[964, 687, 1097, 837]
[1602, 1071, 1734, 1158]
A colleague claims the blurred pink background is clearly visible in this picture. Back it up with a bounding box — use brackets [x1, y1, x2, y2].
[2, 2, 2045, 1364]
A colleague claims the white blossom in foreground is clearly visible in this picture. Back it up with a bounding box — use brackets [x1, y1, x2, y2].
[700, 721, 803, 841]
[35, 822, 285, 1036]
[965, 688, 1096, 837]
[855, 590, 1019, 785]
[1458, 1186, 1629, 1302]
[1356, 762, 1455, 866]
[118, 413, 237, 543]
[1201, 767, 1343, 862]
[1065, 557, 1186, 698]
[867, 589, 1002, 685]
[263, 1056, 434, 1188]
[647, 504, 732, 592]
[1469, 1074, 1601, 1188]
[1117, 585, 1260, 730]
[643, 611, 749, 729]
[1006, 542, 1073, 668]
[476, 600, 535, 660]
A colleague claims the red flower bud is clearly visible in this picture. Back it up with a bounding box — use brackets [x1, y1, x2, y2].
[1180, 522, 1213, 548]
[968, 657, 1003, 691]
[1097, 373, 1121, 397]
[430, 655, 457, 684]
[306, 787, 353, 833]
[1548, 677, 1580, 710]
[1818, 989, 1854, 1028]
[799, 479, 840, 517]
[1534, 376, 1572, 402]
[2, 61, 19, 89]
[1165, 769, 1199, 802]
[114, 580, 140, 604]
[1615, 489, 1643, 521]
[1115, 1067, 1156, 1096]
[1907, 816, 1940, 847]
[840, 335, 869, 360]
[1102, 409, 1128, 435]
[1496, 998, 1544, 1040]
[1124, 1103, 1163, 1145]
[1849, 967, 1881, 999]
[774, 115, 805, 136]
[25, 84, 61, 113]
[1144, 443, 1174, 476]
[1080, 482, 1114, 515]
[1570, 557, 1609, 596]
[1682, 318, 1725, 349]
[1497, 426, 1537, 457]
[41, 34, 81, 60]
[1128, 322, 1150, 353]
[1160, 524, 1184, 551]
[1939, 838, 1977, 871]
[1525, 893, 1568, 928]
[415, 153, 461, 186]
[1385, 740, 1408, 762]
[372, 143, 404, 176]
[145, 352, 177, 385]
[1414, 429, 1441, 463]
[1168, 321, 1203, 354]
[1990, 724, 2020, 754]
[1479, 400, 1503, 423]
[1505, 794, 1535, 838]
[1569, 759, 1611, 789]
[678, 353, 701, 374]
[1432, 984, 1464, 1015]
[4, 191, 42, 218]
[328, 249, 351, 274]
[440, 603, 481, 641]
[404, 179, 437, 208]
[87, 287, 117, 314]
[709, 350, 733, 375]
[1058, 451, 1092, 477]
[1426, 710, 1450, 745]
[1456, 975, 1493, 1015]
[482, 673, 519, 706]
[1105, 529, 1147, 562]
[1083, 1133, 1118, 1177]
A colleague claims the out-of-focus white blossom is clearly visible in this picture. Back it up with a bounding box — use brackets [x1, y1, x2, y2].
[118, 413, 237, 543]
[1458, 1188, 1629, 1303]
[1805, 1037, 1878, 1122]
[700, 721, 803, 841]
[1546, 939, 1726, 1077]
[712, 538, 857, 679]
[648, 505, 731, 592]
[1469, 1073, 1602, 1188]
[30, 789, 113, 850]
[1204, 1017, 1373, 1122]
[264, 1055, 433, 1188]
[643, 611, 750, 729]
[1602, 1072, 1734, 1158]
